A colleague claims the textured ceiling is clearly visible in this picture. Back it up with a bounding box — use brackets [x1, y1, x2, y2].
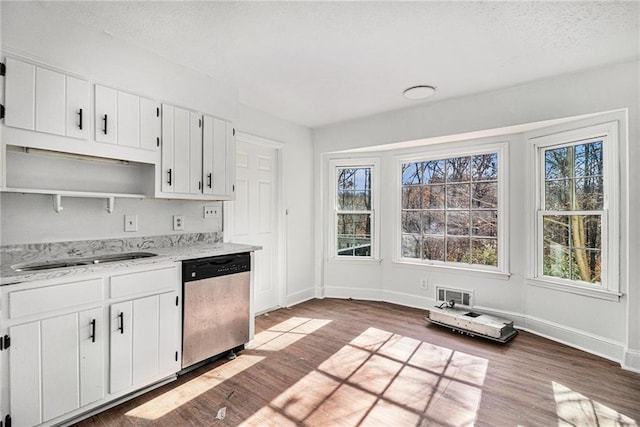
[23, 1, 640, 128]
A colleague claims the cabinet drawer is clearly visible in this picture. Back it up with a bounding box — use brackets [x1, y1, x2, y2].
[110, 266, 177, 298]
[9, 278, 103, 319]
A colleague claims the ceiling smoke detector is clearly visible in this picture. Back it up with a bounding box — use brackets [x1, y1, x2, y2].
[403, 85, 437, 100]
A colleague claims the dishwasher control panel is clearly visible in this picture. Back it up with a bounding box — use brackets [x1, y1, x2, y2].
[182, 252, 251, 282]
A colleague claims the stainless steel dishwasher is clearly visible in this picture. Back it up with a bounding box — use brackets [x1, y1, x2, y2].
[181, 252, 251, 370]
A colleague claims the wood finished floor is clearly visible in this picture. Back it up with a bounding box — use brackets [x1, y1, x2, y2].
[75, 298, 640, 426]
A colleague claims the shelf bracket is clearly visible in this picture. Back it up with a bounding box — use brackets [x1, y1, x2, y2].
[53, 194, 64, 213]
[107, 197, 115, 213]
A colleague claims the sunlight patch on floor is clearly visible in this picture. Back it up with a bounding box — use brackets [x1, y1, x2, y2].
[125, 354, 264, 421]
[249, 317, 332, 351]
[241, 327, 487, 426]
[553, 381, 637, 426]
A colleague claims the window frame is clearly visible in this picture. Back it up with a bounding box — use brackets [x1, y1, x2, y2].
[394, 141, 509, 276]
[529, 121, 620, 299]
[328, 157, 380, 261]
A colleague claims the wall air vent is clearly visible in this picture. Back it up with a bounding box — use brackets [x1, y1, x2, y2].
[435, 286, 473, 307]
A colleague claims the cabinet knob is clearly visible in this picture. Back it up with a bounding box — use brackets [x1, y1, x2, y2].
[207, 173, 212, 188]
[103, 114, 108, 135]
[78, 108, 83, 130]
[90, 318, 96, 343]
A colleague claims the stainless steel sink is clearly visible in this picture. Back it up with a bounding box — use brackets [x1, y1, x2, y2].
[12, 252, 157, 272]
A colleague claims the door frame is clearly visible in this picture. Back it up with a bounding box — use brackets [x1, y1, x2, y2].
[224, 131, 286, 312]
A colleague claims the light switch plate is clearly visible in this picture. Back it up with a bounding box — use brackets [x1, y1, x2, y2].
[124, 214, 138, 232]
[203, 205, 220, 219]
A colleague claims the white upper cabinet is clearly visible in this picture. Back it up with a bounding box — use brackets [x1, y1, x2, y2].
[4, 57, 36, 130]
[160, 104, 204, 197]
[161, 104, 176, 193]
[94, 84, 160, 150]
[140, 98, 161, 151]
[202, 114, 236, 200]
[65, 76, 89, 139]
[94, 85, 118, 144]
[159, 106, 235, 200]
[35, 67, 65, 135]
[116, 91, 140, 148]
[189, 112, 203, 194]
[4, 57, 90, 139]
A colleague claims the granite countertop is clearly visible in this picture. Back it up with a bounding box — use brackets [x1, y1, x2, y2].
[0, 232, 261, 286]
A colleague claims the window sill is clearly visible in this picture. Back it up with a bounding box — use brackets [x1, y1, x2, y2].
[527, 278, 622, 302]
[392, 260, 511, 280]
[326, 257, 382, 265]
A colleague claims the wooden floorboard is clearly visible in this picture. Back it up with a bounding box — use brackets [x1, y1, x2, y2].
[74, 298, 640, 426]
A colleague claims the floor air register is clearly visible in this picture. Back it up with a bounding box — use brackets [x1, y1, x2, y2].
[426, 300, 518, 344]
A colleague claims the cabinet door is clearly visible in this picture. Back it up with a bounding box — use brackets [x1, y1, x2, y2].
[9, 321, 41, 427]
[173, 107, 191, 193]
[35, 67, 66, 136]
[159, 292, 181, 376]
[189, 112, 203, 194]
[132, 295, 160, 385]
[117, 91, 140, 148]
[202, 115, 215, 195]
[8, 309, 103, 425]
[140, 97, 161, 151]
[226, 121, 237, 198]
[79, 307, 105, 406]
[109, 293, 178, 393]
[65, 75, 89, 139]
[109, 300, 133, 393]
[41, 313, 80, 421]
[212, 117, 228, 195]
[95, 85, 117, 144]
[4, 57, 36, 130]
[161, 104, 175, 193]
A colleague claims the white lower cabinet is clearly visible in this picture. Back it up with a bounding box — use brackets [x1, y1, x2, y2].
[9, 307, 104, 426]
[110, 291, 180, 394]
[1, 262, 181, 426]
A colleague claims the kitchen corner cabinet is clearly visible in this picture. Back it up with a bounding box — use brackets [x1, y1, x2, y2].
[0, 263, 181, 426]
[159, 104, 235, 200]
[95, 84, 161, 150]
[4, 57, 89, 139]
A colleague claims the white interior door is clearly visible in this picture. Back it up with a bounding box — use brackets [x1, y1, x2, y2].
[226, 138, 280, 314]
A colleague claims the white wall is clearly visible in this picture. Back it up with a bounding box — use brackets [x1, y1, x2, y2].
[314, 60, 639, 371]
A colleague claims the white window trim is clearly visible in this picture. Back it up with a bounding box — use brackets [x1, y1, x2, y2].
[327, 157, 381, 261]
[393, 141, 510, 276]
[528, 121, 621, 300]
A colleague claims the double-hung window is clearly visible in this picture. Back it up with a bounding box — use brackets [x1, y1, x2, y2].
[531, 121, 619, 297]
[398, 142, 508, 274]
[330, 158, 379, 259]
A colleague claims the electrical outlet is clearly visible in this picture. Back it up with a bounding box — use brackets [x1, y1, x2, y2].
[173, 215, 184, 231]
[204, 205, 220, 219]
[420, 278, 428, 290]
[124, 214, 138, 232]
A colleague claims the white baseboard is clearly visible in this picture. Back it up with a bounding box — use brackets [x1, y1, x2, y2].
[474, 305, 625, 365]
[522, 315, 625, 364]
[323, 286, 383, 301]
[284, 288, 316, 307]
[623, 348, 640, 373]
[382, 290, 435, 310]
